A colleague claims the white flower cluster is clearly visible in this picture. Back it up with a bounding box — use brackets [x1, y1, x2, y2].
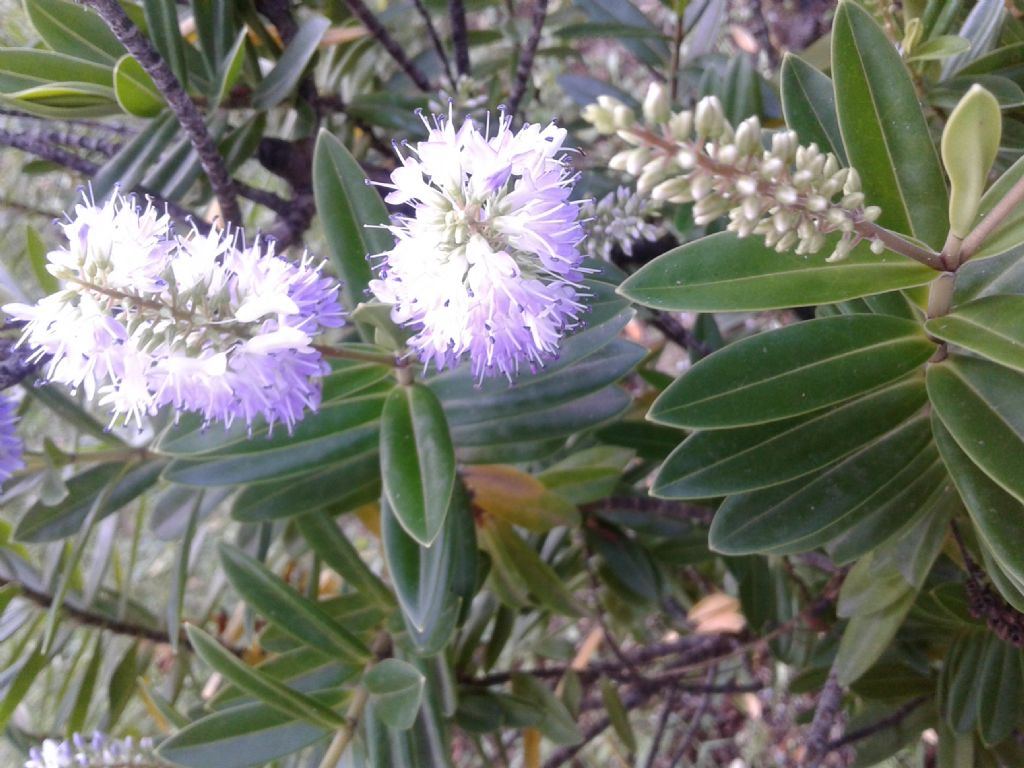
[579, 186, 663, 261]
[583, 85, 883, 262]
[4, 192, 343, 432]
[371, 108, 586, 381]
[25, 732, 162, 767]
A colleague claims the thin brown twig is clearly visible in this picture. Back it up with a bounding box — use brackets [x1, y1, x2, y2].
[449, 0, 471, 76]
[804, 671, 845, 767]
[0, 575, 244, 656]
[643, 688, 680, 768]
[342, 0, 433, 91]
[506, 0, 549, 118]
[824, 695, 928, 752]
[80, 0, 241, 224]
[413, 0, 456, 87]
[666, 667, 717, 768]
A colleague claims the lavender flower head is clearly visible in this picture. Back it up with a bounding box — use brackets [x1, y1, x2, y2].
[3, 192, 344, 433]
[370, 108, 587, 380]
[0, 394, 23, 490]
[25, 731, 161, 767]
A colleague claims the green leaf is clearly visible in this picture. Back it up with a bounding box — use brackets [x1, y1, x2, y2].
[381, 488, 476, 649]
[105, 640, 144, 730]
[941, 84, 1002, 238]
[618, 233, 936, 312]
[906, 34, 971, 61]
[15, 460, 165, 542]
[251, 16, 329, 110]
[944, 633, 986, 733]
[931, 413, 1024, 589]
[162, 394, 385, 486]
[67, 632, 103, 734]
[209, 647, 355, 710]
[510, 673, 581, 745]
[142, 0, 187, 86]
[832, 0, 949, 248]
[364, 659, 425, 731]
[230, 451, 380, 522]
[218, 543, 370, 664]
[978, 635, 1024, 746]
[0, 647, 47, 729]
[295, 511, 394, 606]
[25, 225, 58, 295]
[158, 690, 346, 768]
[780, 54, 846, 162]
[928, 354, 1024, 504]
[1, 82, 119, 118]
[926, 295, 1024, 373]
[91, 112, 178, 199]
[0, 48, 111, 92]
[649, 315, 934, 428]
[380, 385, 456, 546]
[113, 55, 164, 116]
[574, 0, 668, 66]
[834, 585, 916, 685]
[312, 130, 392, 335]
[478, 516, 582, 617]
[186, 625, 345, 730]
[600, 677, 636, 752]
[212, 30, 246, 108]
[24, 0, 125, 64]
[709, 410, 932, 555]
[654, 378, 927, 498]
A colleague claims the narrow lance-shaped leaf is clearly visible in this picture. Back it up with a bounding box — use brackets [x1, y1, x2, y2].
[185, 625, 346, 730]
[832, 0, 949, 248]
[364, 659, 425, 731]
[380, 384, 456, 546]
[295, 511, 394, 607]
[218, 543, 370, 664]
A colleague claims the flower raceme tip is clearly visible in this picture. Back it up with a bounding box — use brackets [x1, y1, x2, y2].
[369, 108, 588, 381]
[3, 192, 344, 433]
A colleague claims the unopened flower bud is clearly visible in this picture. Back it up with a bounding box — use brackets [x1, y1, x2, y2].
[735, 117, 762, 156]
[642, 82, 671, 125]
[668, 111, 693, 141]
[870, 238, 886, 254]
[694, 96, 726, 138]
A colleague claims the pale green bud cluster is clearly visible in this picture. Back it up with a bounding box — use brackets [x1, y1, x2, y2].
[580, 186, 664, 261]
[583, 85, 885, 262]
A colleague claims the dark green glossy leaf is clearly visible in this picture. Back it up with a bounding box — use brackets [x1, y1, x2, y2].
[15, 460, 165, 542]
[780, 53, 846, 162]
[928, 354, 1024, 503]
[927, 295, 1024, 373]
[162, 395, 384, 486]
[381, 385, 455, 546]
[650, 315, 934, 428]
[832, 1, 948, 248]
[251, 16, 329, 109]
[978, 634, 1023, 745]
[618, 233, 936, 312]
[654, 378, 927, 498]
[312, 130, 391, 331]
[931, 412, 1024, 589]
[219, 543, 370, 664]
[230, 450, 379, 521]
[709, 410, 932, 555]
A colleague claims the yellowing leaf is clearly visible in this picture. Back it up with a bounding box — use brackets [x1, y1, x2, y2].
[942, 85, 1002, 238]
[463, 465, 578, 531]
[688, 593, 746, 634]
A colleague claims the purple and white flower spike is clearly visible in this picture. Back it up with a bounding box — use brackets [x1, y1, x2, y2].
[3, 192, 343, 433]
[370, 108, 587, 381]
[0, 394, 23, 490]
[25, 730, 161, 767]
